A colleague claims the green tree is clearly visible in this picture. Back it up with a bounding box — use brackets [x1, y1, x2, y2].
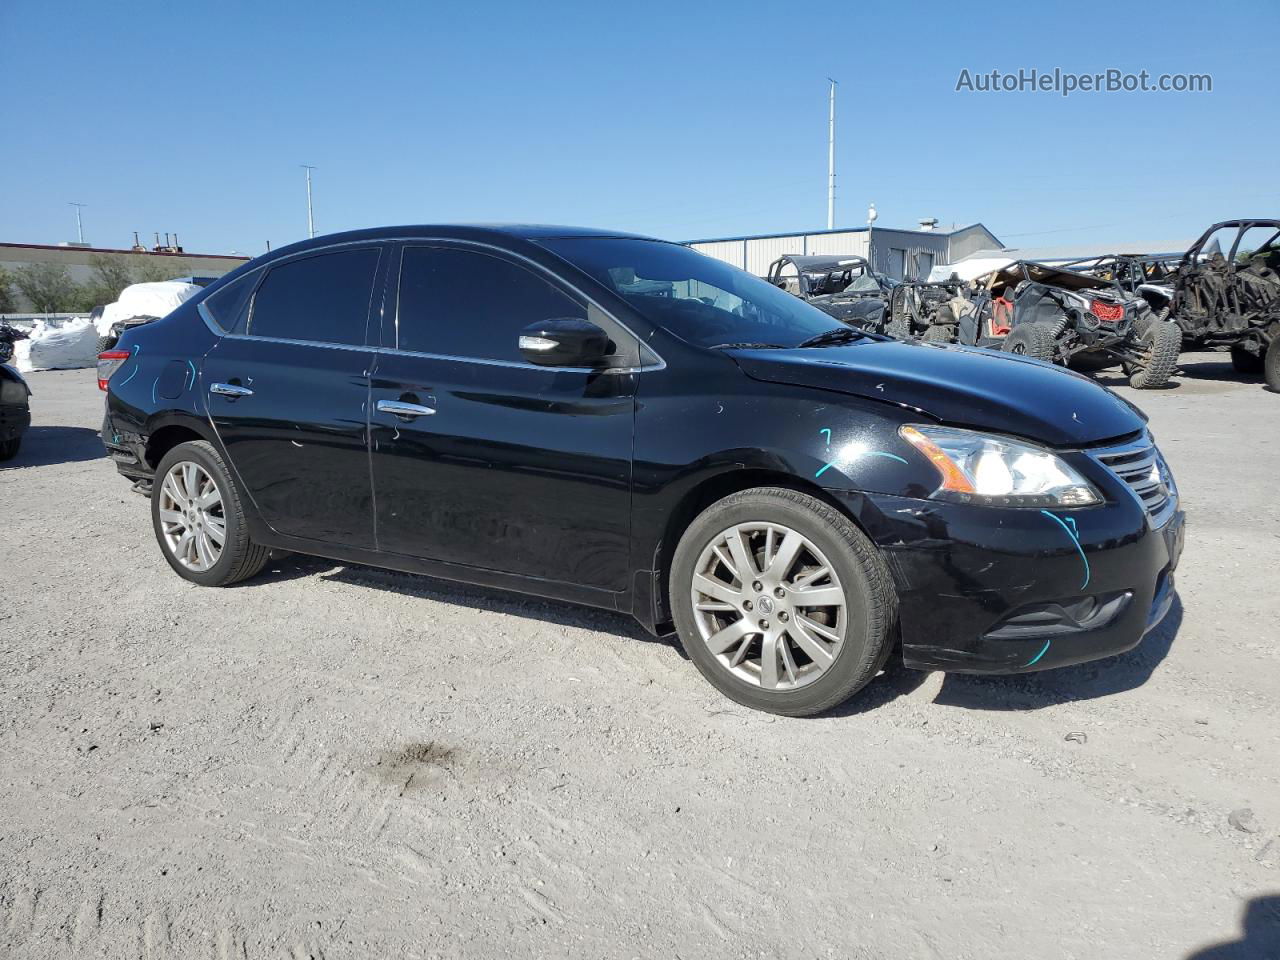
[86, 254, 135, 305]
[129, 256, 191, 284]
[14, 262, 79, 313]
[0, 266, 17, 314]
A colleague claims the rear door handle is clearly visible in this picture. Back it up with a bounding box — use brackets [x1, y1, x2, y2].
[210, 382, 254, 398]
[376, 399, 436, 418]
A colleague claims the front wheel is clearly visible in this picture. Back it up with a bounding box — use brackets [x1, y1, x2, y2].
[0, 436, 20, 461]
[1128, 321, 1182, 389]
[152, 440, 269, 586]
[1002, 322, 1057, 362]
[670, 487, 897, 717]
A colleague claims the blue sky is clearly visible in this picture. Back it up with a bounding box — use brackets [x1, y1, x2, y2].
[2, 0, 1275, 256]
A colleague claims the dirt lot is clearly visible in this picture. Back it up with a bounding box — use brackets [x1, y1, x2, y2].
[1, 356, 1277, 959]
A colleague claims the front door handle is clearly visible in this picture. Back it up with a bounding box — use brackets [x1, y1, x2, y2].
[210, 382, 254, 398]
[376, 399, 436, 418]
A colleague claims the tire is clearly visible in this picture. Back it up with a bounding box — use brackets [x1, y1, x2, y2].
[151, 440, 269, 587]
[95, 335, 118, 354]
[1266, 337, 1280, 392]
[922, 323, 954, 343]
[1230, 344, 1264, 375]
[1002, 323, 1057, 362]
[669, 487, 897, 717]
[1128, 320, 1181, 389]
[0, 436, 20, 461]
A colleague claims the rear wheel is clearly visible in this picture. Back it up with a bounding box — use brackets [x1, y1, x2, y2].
[1128, 321, 1182, 389]
[670, 487, 897, 717]
[1265, 337, 1280, 392]
[1231, 344, 1264, 375]
[152, 440, 269, 587]
[1003, 322, 1057, 362]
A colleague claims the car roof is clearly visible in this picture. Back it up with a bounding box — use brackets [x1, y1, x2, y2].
[265, 223, 659, 258]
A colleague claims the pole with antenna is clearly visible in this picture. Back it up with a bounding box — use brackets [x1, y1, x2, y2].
[826, 78, 837, 230]
[301, 165, 317, 238]
[68, 202, 87, 244]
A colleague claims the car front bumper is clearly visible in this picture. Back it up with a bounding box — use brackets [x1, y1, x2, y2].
[833, 490, 1184, 674]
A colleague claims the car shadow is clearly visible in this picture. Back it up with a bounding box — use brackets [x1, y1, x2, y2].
[1183, 894, 1280, 959]
[929, 594, 1182, 711]
[242, 552, 685, 654]
[1, 425, 104, 469]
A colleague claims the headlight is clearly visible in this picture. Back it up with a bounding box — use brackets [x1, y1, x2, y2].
[0, 379, 27, 404]
[899, 424, 1101, 507]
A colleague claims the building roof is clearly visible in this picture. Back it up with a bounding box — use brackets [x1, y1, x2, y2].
[0, 241, 249, 261]
[685, 222, 1000, 245]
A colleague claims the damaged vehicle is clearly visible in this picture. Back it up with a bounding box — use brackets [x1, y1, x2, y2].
[1164, 219, 1280, 385]
[765, 254, 896, 330]
[0, 320, 32, 461]
[94, 280, 203, 352]
[99, 225, 1184, 717]
[884, 276, 969, 340]
[923, 260, 1182, 389]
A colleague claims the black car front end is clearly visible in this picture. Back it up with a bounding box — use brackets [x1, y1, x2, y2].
[0, 364, 33, 452]
[831, 428, 1183, 672]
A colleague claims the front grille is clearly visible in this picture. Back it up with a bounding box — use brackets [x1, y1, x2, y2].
[1092, 433, 1177, 528]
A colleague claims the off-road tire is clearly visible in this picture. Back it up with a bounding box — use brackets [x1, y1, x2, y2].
[152, 440, 270, 587]
[1129, 321, 1181, 389]
[1265, 337, 1280, 392]
[670, 487, 898, 717]
[95, 335, 118, 354]
[922, 323, 954, 343]
[0, 437, 20, 461]
[1002, 322, 1057, 362]
[1230, 344, 1264, 375]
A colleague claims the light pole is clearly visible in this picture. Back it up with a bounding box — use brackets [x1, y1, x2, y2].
[867, 202, 878, 269]
[68, 202, 87, 244]
[301, 165, 317, 238]
[826, 78, 837, 230]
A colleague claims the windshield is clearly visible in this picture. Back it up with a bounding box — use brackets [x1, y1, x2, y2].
[540, 237, 846, 348]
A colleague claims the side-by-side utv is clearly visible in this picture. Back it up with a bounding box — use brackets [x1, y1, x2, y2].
[764, 255, 897, 331]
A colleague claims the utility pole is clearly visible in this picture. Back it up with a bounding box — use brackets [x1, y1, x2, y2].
[826, 79, 837, 230]
[301, 165, 317, 238]
[68, 202, 87, 244]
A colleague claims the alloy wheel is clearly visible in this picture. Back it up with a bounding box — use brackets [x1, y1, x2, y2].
[157, 461, 226, 572]
[690, 522, 848, 690]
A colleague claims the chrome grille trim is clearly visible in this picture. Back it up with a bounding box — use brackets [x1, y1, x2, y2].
[1091, 433, 1177, 528]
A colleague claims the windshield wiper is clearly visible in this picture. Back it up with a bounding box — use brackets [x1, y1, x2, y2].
[711, 341, 785, 350]
[797, 327, 865, 348]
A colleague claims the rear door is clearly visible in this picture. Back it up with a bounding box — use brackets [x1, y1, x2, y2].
[367, 242, 637, 591]
[203, 244, 384, 548]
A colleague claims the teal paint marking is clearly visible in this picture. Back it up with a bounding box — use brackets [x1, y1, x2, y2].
[1040, 509, 1090, 589]
[117, 345, 141, 386]
[819, 428, 832, 445]
[1026, 639, 1052, 667]
[185, 360, 197, 390]
[151, 376, 160, 404]
[870, 451, 909, 465]
[815, 462, 833, 478]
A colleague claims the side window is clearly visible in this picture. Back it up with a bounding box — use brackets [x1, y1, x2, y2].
[396, 246, 588, 361]
[202, 270, 258, 333]
[249, 248, 379, 345]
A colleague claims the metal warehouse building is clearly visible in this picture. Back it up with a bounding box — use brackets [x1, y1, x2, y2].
[686, 222, 1002, 280]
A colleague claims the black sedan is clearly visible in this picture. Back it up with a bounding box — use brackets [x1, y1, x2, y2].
[99, 225, 1184, 716]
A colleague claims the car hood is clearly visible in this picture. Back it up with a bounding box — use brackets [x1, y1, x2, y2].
[727, 339, 1144, 447]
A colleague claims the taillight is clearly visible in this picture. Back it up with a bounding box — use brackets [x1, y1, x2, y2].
[1090, 299, 1125, 323]
[97, 350, 130, 391]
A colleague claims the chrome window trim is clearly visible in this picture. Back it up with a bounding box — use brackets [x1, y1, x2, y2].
[220, 333, 378, 353]
[373, 345, 646, 374]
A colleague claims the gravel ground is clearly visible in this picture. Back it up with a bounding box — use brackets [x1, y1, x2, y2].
[1, 356, 1278, 959]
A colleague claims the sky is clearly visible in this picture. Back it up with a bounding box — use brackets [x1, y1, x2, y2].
[2, 0, 1276, 257]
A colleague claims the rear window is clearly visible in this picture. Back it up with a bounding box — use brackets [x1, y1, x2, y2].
[249, 248, 380, 345]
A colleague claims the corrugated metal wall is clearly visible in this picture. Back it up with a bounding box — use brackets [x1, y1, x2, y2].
[688, 239, 746, 269]
[863, 228, 950, 279]
[801, 231, 870, 261]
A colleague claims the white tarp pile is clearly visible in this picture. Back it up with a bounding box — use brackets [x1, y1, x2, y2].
[15, 317, 101, 372]
[95, 281, 201, 337]
[927, 257, 1015, 284]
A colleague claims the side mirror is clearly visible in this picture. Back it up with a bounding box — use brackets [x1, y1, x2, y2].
[518, 318, 610, 367]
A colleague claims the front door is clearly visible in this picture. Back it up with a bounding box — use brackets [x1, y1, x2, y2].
[204, 245, 383, 548]
[368, 243, 637, 591]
